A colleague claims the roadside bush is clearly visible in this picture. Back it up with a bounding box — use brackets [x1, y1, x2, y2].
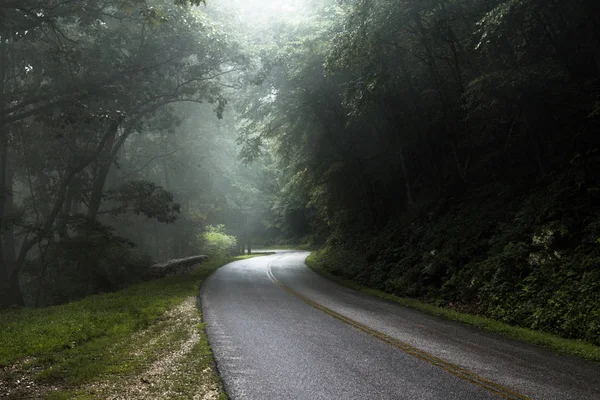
[200, 224, 237, 258]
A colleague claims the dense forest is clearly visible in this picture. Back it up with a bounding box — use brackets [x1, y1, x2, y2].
[1, 0, 600, 345]
[0, 0, 275, 308]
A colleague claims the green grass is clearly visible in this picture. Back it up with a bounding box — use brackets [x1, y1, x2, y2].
[0, 258, 221, 367]
[305, 251, 600, 362]
[0, 256, 255, 399]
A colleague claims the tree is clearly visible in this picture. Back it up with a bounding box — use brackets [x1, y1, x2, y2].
[0, 0, 241, 307]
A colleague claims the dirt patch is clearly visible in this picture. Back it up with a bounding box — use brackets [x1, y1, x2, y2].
[82, 298, 220, 400]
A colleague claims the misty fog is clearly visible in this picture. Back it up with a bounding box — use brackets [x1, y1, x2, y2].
[1, 0, 599, 375]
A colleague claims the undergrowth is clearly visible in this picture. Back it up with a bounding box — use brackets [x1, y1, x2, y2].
[307, 241, 600, 362]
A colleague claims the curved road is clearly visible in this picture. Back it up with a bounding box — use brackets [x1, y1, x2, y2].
[200, 251, 600, 400]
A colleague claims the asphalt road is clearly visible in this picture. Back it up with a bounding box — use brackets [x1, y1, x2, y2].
[200, 251, 600, 400]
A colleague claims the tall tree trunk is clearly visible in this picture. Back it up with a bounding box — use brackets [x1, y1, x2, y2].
[87, 161, 112, 223]
[0, 133, 23, 307]
[3, 145, 15, 265]
[439, 0, 477, 81]
[0, 256, 12, 307]
[412, 8, 468, 183]
[5, 171, 74, 307]
[1, 268, 23, 307]
[3, 167, 17, 265]
[0, 23, 19, 307]
[412, 10, 441, 97]
[87, 127, 117, 222]
[3, 151, 17, 306]
[57, 184, 74, 238]
[0, 214, 22, 308]
[0, 28, 24, 307]
[1, 123, 117, 307]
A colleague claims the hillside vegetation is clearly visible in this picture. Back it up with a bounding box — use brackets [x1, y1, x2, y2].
[234, 0, 600, 346]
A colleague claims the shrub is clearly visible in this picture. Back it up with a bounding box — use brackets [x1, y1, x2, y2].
[201, 225, 237, 258]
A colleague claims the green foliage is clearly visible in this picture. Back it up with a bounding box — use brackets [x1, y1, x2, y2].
[0, 0, 245, 307]
[106, 181, 180, 223]
[309, 161, 600, 345]
[200, 225, 237, 258]
[226, 0, 600, 348]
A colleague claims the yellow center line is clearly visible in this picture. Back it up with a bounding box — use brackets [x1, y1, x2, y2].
[266, 264, 530, 400]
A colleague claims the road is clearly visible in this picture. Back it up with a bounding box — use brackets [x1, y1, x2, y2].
[200, 251, 600, 400]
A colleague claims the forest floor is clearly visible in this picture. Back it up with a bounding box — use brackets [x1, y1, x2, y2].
[0, 257, 263, 400]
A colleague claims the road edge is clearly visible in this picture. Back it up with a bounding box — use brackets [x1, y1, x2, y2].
[197, 253, 276, 400]
[305, 251, 600, 363]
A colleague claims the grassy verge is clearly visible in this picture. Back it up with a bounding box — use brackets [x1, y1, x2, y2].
[0, 256, 261, 399]
[305, 251, 600, 362]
